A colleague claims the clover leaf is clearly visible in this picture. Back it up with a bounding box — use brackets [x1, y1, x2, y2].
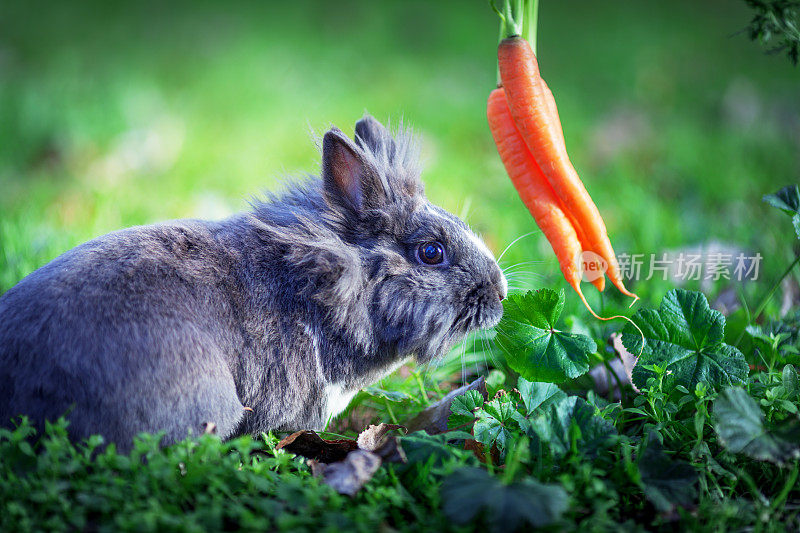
[496, 289, 596, 383]
[621, 289, 748, 394]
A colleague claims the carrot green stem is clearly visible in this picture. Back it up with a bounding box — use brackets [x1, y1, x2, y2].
[492, 0, 524, 41]
[525, 0, 539, 55]
[492, 0, 539, 83]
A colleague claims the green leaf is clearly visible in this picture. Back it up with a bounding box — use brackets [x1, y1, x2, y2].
[527, 396, 617, 459]
[744, 2, 800, 65]
[516, 378, 567, 416]
[622, 289, 748, 394]
[485, 369, 506, 398]
[638, 432, 698, 513]
[764, 185, 800, 239]
[496, 289, 596, 383]
[473, 397, 527, 452]
[764, 184, 800, 215]
[783, 364, 799, 396]
[441, 467, 568, 531]
[714, 388, 800, 466]
[397, 431, 474, 468]
[363, 386, 414, 403]
[448, 390, 485, 429]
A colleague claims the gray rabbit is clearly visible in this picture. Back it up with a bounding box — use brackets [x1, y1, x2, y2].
[0, 115, 507, 449]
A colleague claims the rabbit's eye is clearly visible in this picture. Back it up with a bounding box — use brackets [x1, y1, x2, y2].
[417, 241, 445, 265]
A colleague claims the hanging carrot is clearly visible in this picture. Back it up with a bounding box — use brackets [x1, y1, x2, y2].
[487, 87, 602, 307]
[497, 35, 636, 300]
[542, 76, 605, 292]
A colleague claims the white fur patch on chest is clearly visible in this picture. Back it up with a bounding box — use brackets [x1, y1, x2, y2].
[324, 382, 358, 420]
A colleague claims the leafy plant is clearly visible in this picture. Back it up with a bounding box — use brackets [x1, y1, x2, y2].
[526, 395, 617, 459]
[714, 387, 800, 465]
[517, 377, 566, 415]
[440, 467, 568, 532]
[622, 289, 748, 394]
[743, 0, 800, 65]
[472, 396, 528, 453]
[495, 289, 596, 383]
[764, 184, 800, 237]
[637, 432, 698, 513]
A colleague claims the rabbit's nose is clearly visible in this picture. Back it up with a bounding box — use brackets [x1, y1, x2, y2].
[494, 272, 508, 302]
[495, 286, 505, 302]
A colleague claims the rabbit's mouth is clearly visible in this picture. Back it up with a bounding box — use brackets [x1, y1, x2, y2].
[460, 279, 506, 331]
[414, 299, 503, 365]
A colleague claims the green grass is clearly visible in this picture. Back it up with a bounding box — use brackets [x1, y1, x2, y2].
[0, 421, 461, 532]
[2, 0, 800, 530]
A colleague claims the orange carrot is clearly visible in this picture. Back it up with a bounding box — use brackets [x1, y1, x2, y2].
[498, 36, 636, 301]
[487, 88, 591, 301]
[529, 64, 605, 290]
[566, 201, 606, 292]
[489, 86, 643, 340]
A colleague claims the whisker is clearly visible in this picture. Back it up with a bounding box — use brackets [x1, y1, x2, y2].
[461, 335, 467, 387]
[504, 269, 547, 278]
[511, 276, 544, 288]
[501, 260, 547, 272]
[497, 231, 539, 263]
[504, 272, 547, 281]
[504, 274, 546, 284]
[503, 266, 547, 274]
[487, 337, 501, 368]
[477, 335, 486, 377]
[482, 336, 491, 372]
[458, 196, 473, 222]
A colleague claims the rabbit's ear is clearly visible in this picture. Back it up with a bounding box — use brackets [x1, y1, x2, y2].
[322, 127, 386, 212]
[354, 115, 389, 153]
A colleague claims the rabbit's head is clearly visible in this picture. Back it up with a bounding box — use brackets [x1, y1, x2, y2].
[318, 115, 507, 363]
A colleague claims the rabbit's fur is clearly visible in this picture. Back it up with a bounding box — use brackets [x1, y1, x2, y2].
[0, 116, 507, 449]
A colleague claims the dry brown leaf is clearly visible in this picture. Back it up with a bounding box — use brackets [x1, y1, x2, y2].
[275, 430, 358, 463]
[611, 332, 640, 394]
[356, 423, 405, 451]
[317, 450, 382, 496]
[357, 423, 407, 463]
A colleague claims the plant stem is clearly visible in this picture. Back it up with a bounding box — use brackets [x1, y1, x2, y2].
[733, 284, 753, 346]
[493, 0, 526, 41]
[384, 399, 399, 425]
[318, 430, 351, 440]
[493, 0, 540, 84]
[413, 370, 430, 405]
[602, 357, 626, 405]
[770, 460, 799, 514]
[752, 253, 800, 321]
[525, 0, 540, 55]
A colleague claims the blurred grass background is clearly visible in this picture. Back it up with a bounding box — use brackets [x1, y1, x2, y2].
[1, 0, 799, 315]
